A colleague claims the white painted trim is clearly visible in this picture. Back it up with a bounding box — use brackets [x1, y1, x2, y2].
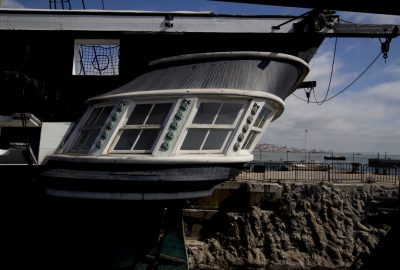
[0, 10, 307, 34]
[89, 88, 285, 109]
[0, 9, 214, 15]
[90, 89, 286, 127]
[46, 153, 253, 164]
[149, 51, 309, 67]
[164, 97, 198, 156]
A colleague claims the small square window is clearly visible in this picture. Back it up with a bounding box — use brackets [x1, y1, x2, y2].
[147, 103, 173, 125]
[180, 101, 243, 153]
[181, 129, 208, 150]
[133, 129, 160, 150]
[203, 129, 230, 150]
[69, 105, 113, 153]
[242, 130, 258, 150]
[215, 103, 243, 124]
[73, 39, 120, 76]
[114, 129, 140, 150]
[127, 104, 152, 125]
[111, 102, 173, 153]
[72, 130, 99, 152]
[193, 103, 220, 124]
[254, 107, 271, 128]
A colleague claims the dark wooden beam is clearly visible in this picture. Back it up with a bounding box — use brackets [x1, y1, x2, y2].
[328, 24, 399, 38]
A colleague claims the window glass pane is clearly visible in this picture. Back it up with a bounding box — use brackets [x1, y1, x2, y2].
[85, 131, 100, 149]
[254, 107, 270, 128]
[127, 104, 152, 125]
[203, 129, 230, 150]
[193, 103, 220, 124]
[215, 103, 242, 124]
[146, 103, 172, 125]
[72, 130, 99, 152]
[242, 130, 258, 150]
[114, 129, 140, 150]
[94, 106, 113, 126]
[84, 107, 102, 127]
[133, 129, 160, 150]
[181, 129, 208, 150]
[71, 131, 90, 150]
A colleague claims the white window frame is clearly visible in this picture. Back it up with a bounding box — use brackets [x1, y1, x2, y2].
[66, 102, 116, 154]
[241, 103, 274, 151]
[177, 99, 245, 154]
[109, 100, 176, 154]
[72, 39, 120, 76]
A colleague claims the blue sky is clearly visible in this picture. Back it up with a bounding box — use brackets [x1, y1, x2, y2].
[2, 0, 400, 154]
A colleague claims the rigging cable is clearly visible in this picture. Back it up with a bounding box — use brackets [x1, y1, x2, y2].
[314, 37, 338, 105]
[294, 17, 395, 105]
[293, 48, 383, 104]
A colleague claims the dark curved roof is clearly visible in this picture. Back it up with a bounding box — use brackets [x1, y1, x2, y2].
[91, 52, 309, 101]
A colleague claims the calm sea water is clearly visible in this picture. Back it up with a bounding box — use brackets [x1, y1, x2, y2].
[252, 151, 400, 165]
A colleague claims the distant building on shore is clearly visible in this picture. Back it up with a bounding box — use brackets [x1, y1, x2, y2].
[254, 144, 303, 153]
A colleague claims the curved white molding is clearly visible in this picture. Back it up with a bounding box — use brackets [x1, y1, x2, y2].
[90, 88, 284, 105]
[149, 51, 309, 68]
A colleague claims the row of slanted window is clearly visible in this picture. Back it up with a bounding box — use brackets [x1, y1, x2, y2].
[67, 98, 271, 155]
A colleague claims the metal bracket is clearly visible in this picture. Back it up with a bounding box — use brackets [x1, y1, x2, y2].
[164, 14, 174, 28]
[272, 9, 335, 32]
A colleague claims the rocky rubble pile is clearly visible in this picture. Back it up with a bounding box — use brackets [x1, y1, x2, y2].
[186, 183, 398, 269]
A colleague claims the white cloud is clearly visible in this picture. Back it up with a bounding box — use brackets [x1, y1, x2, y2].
[262, 82, 400, 153]
[0, 0, 24, 8]
[259, 45, 400, 154]
[302, 47, 358, 102]
[381, 59, 400, 77]
[306, 50, 347, 89]
[363, 81, 400, 102]
[343, 42, 361, 53]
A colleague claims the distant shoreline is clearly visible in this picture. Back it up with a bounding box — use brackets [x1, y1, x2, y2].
[254, 144, 399, 156]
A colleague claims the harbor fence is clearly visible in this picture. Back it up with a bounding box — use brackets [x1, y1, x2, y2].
[236, 162, 400, 184]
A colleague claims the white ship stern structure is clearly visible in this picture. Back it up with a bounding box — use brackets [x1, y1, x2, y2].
[40, 51, 309, 200]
